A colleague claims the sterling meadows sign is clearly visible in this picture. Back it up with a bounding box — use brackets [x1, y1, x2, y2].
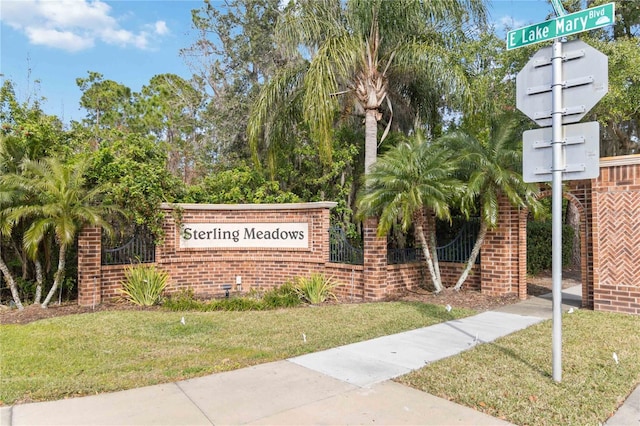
[180, 222, 309, 249]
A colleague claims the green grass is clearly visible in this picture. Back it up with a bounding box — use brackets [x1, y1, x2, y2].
[0, 301, 470, 405]
[397, 310, 640, 426]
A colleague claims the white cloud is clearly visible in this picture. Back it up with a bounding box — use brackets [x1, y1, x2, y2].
[155, 21, 169, 36]
[498, 15, 525, 31]
[0, 0, 168, 52]
[25, 27, 95, 52]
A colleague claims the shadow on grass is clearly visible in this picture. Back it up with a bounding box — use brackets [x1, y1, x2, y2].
[486, 341, 552, 379]
[395, 300, 464, 323]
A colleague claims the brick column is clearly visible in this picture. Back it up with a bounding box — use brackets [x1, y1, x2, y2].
[363, 217, 387, 300]
[77, 226, 102, 307]
[481, 197, 519, 297]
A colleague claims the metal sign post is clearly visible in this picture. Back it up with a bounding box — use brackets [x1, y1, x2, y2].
[551, 38, 564, 382]
[512, 5, 612, 383]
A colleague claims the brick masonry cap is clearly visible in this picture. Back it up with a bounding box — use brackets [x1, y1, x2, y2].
[160, 202, 338, 211]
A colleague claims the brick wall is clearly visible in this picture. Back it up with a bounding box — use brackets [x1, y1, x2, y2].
[77, 226, 102, 307]
[439, 263, 481, 291]
[517, 187, 593, 307]
[592, 156, 640, 314]
[78, 202, 341, 305]
[76, 156, 640, 315]
[362, 217, 388, 300]
[481, 197, 521, 297]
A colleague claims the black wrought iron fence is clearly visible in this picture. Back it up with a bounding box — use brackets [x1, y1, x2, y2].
[436, 218, 480, 264]
[387, 217, 480, 265]
[329, 226, 363, 265]
[102, 228, 155, 265]
[387, 247, 421, 264]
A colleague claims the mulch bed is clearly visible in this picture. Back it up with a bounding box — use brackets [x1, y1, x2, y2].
[1, 270, 581, 325]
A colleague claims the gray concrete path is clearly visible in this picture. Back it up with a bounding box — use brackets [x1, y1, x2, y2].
[1, 286, 638, 426]
[289, 311, 542, 387]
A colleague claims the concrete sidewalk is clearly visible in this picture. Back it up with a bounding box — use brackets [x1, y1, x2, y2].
[2, 287, 638, 426]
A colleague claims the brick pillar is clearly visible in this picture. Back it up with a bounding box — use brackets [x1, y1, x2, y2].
[481, 197, 519, 297]
[518, 209, 528, 300]
[363, 217, 387, 300]
[77, 226, 102, 307]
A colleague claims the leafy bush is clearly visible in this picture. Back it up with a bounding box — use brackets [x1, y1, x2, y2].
[208, 298, 265, 311]
[261, 282, 302, 308]
[163, 283, 302, 311]
[294, 274, 338, 305]
[527, 221, 574, 275]
[162, 289, 201, 311]
[120, 264, 169, 306]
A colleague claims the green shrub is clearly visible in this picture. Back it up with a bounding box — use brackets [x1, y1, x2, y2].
[262, 282, 302, 308]
[208, 297, 265, 311]
[294, 274, 338, 304]
[163, 283, 308, 312]
[120, 264, 169, 306]
[162, 289, 203, 311]
[527, 221, 574, 275]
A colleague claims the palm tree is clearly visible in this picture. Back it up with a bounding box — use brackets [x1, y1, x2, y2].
[247, 0, 487, 176]
[438, 119, 541, 291]
[3, 157, 120, 308]
[0, 191, 24, 310]
[356, 132, 463, 293]
[0, 135, 28, 309]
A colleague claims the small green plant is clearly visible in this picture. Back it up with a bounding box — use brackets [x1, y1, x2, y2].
[120, 264, 169, 306]
[163, 288, 202, 311]
[208, 297, 265, 311]
[293, 274, 338, 304]
[262, 282, 302, 308]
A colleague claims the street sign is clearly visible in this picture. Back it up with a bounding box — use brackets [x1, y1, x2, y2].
[516, 39, 608, 127]
[511, 5, 613, 385]
[507, 2, 615, 50]
[522, 121, 600, 183]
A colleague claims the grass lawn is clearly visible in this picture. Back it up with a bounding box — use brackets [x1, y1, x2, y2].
[0, 301, 471, 405]
[397, 309, 640, 426]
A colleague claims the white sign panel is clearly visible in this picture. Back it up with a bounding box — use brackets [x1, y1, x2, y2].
[180, 223, 309, 249]
[522, 121, 600, 183]
[516, 40, 608, 127]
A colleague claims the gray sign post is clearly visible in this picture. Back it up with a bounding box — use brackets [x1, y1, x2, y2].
[550, 39, 564, 382]
[514, 26, 611, 383]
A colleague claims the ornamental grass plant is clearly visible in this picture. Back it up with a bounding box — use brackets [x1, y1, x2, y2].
[293, 273, 338, 304]
[120, 264, 169, 306]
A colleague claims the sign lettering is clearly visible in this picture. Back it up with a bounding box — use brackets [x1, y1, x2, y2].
[180, 223, 309, 249]
[506, 2, 615, 50]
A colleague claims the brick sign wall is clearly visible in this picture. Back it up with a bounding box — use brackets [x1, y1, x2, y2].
[592, 156, 640, 314]
[76, 158, 640, 315]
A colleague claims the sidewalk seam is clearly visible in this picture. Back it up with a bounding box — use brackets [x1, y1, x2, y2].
[174, 382, 215, 425]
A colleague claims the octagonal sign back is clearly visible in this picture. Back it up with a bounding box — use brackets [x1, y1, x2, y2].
[516, 39, 608, 127]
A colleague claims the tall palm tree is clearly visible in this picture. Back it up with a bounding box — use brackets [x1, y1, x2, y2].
[3, 157, 120, 308]
[356, 132, 463, 293]
[438, 119, 542, 291]
[248, 0, 486, 176]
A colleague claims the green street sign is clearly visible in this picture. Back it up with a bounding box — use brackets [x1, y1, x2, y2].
[507, 2, 615, 50]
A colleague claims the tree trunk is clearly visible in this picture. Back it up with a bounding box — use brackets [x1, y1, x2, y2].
[415, 220, 443, 293]
[34, 259, 43, 305]
[0, 247, 23, 310]
[426, 214, 442, 286]
[566, 201, 581, 267]
[42, 244, 66, 308]
[364, 108, 379, 175]
[453, 220, 488, 291]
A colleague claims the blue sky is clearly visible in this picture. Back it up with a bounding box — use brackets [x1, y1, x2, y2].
[0, 0, 556, 124]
